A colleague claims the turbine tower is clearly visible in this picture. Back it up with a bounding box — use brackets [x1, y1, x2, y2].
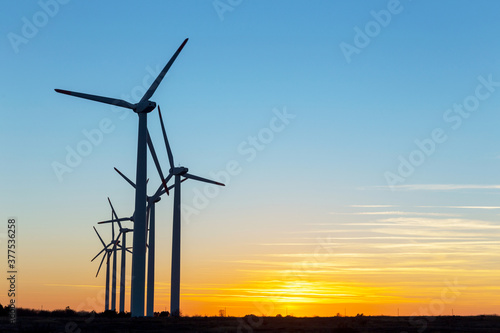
[153, 106, 225, 317]
[55, 38, 188, 317]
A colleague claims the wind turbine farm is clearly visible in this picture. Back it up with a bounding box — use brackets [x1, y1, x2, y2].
[55, 38, 190, 316]
[2, 1, 500, 332]
[55, 38, 226, 317]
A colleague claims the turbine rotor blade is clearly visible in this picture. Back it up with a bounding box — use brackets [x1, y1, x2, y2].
[91, 248, 105, 262]
[93, 226, 106, 248]
[106, 250, 111, 264]
[54, 89, 135, 109]
[184, 173, 225, 186]
[152, 183, 164, 199]
[96, 252, 106, 277]
[97, 217, 132, 224]
[164, 173, 173, 185]
[107, 197, 119, 221]
[157, 106, 175, 169]
[140, 38, 188, 103]
[114, 167, 136, 189]
[115, 217, 123, 231]
[112, 232, 122, 250]
[158, 174, 177, 196]
[146, 130, 170, 195]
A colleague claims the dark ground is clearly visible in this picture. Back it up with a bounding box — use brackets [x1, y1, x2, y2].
[1, 315, 499, 333]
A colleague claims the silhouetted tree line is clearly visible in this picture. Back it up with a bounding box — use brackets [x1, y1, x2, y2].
[0, 304, 9, 316]
[0, 304, 133, 318]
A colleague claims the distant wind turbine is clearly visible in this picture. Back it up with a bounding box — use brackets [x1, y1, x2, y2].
[112, 165, 184, 317]
[91, 226, 120, 311]
[98, 198, 133, 313]
[55, 38, 189, 317]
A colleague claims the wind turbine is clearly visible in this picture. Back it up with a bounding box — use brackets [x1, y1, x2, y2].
[113, 164, 185, 317]
[91, 226, 120, 311]
[98, 198, 133, 313]
[55, 38, 189, 317]
[152, 106, 225, 317]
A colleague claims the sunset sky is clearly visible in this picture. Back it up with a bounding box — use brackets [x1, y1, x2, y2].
[1, 1, 500, 317]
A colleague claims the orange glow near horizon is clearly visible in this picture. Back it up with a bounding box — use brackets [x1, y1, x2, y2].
[14, 274, 499, 317]
[9, 212, 499, 317]
[17, 261, 498, 317]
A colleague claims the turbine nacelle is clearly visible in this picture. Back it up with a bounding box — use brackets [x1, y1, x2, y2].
[171, 167, 188, 176]
[135, 101, 156, 114]
[147, 195, 162, 203]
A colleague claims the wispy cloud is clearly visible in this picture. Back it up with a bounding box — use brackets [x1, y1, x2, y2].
[350, 211, 458, 217]
[418, 205, 500, 210]
[330, 210, 459, 217]
[376, 217, 500, 230]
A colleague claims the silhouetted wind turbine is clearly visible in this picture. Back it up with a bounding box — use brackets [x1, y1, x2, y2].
[153, 106, 225, 317]
[98, 198, 133, 313]
[55, 38, 189, 317]
[91, 226, 120, 311]
[113, 165, 185, 317]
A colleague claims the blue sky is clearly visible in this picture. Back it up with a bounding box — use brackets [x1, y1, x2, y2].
[1, 1, 500, 315]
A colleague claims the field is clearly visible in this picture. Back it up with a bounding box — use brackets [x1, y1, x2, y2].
[1, 315, 499, 333]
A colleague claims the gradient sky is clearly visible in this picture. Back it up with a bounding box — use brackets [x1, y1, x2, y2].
[1, 0, 499, 317]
